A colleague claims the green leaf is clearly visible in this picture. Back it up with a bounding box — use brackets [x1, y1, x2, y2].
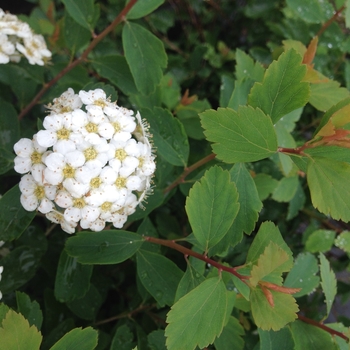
[127, 0, 165, 19]
[185, 166, 240, 251]
[54, 250, 93, 302]
[0, 147, 14, 175]
[111, 324, 134, 350]
[305, 229, 336, 253]
[284, 252, 320, 297]
[227, 78, 254, 111]
[272, 176, 299, 202]
[229, 163, 263, 239]
[63, 13, 91, 54]
[141, 107, 189, 166]
[334, 231, 350, 253]
[61, 0, 96, 30]
[66, 284, 102, 320]
[0, 310, 42, 350]
[346, 0, 350, 29]
[254, 173, 278, 201]
[50, 327, 98, 350]
[123, 22, 167, 95]
[319, 253, 337, 317]
[65, 230, 143, 264]
[250, 242, 293, 286]
[246, 221, 293, 266]
[235, 49, 265, 82]
[248, 49, 309, 124]
[174, 262, 205, 302]
[0, 184, 36, 242]
[214, 316, 245, 350]
[16, 292, 43, 330]
[290, 320, 338, 350]
[0, 304, 10, 326]
[147, 330, 166, 350]
[307, 157, 350, 221]
[250, 287, 299, 331]
[0, 100, 19, 152]
[305, 146, 350, 163]
[309, 81, 350, 111]
[136, 250, 183, 307]
[200, 106, 277, 163]
[258, 327, 295, 350]
[287, 181, 306, 220]
[165, 276, 231, 350]
[90, 55, 138, 95]
[286, 0, 334, 23]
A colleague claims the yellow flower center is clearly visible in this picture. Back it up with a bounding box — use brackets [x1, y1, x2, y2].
[30, 151, 42, 164]
[115, 177, 126, 189]
[94, 98, 107, 107]
[34, 185, 45, 200]
[101, 202, 112, 212]
[113, 122, 121, 133]
[84, 147, 98, 160]
[115, 149, 127, 161]
[57, 127, 70, 140]
[90, 177, 102, 189]
[86, 122, 98, 133]
[63, 164, 75, 178]
[73, 198, 86, 209]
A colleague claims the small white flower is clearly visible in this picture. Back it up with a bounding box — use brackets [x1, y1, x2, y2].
[48, 88, 83, 114]
[19, 174, 56, 213]
[46, 210, 77, 234]
[0, 265, 3, 300]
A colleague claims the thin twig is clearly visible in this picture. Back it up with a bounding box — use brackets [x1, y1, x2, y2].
[18, 0, 139, 120]
[316, 5, 345, 38]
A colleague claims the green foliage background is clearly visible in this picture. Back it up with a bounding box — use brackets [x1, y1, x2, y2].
[1, 0, 350, 349]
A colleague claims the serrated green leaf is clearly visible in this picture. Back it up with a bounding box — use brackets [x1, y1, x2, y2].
[254, 173, 278, 201]
[0, 304, 10, 326]
[165, 276, 231, 350]
[319, 253, 337, 317]
[54, 250, 93, 302]
[290, 320, 338, 350]
[16, 292, 43, 330]
[250, 287, 299, 331]
[65, 230, 143, 264]
[185, 166, 239, 251]
[305, 229, 336, 253]
[272, 176, 299, 202]
[90, 55, 137, 95]
[123, 22, 167, 95]
[63, 13, 90, 54]
[307, 157, 350, 221]
[235, 49, 265, 82]
[200, 106, 277, 163]
[0, 310, 42, 350]
[248, 49, 309, 124]
[305, 146, 350, 163]
[136, 250, 183, 307]
[61, 0, 96, 30]
[309, 81, 350, 111]
[284, 252, 320, 298]
[246, 221, 293, 266]
[227, 78, 254, 111]
[49, 327, 98, 350]
[141, 107, 189, 166]
[0, 184, 36, 241]
[174, 262, 205, 302]
[286, 0, 334, 23]
[229, 163, 263, 238]
[127, 0, 165, 19]
[258, 327, 295, 350]
[214, 316, 245, 350]
[250, 242, 292, 286]
[335, 231, 350, 253]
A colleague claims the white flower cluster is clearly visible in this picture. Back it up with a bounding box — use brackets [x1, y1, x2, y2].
[14, 88, 156, 233]
[0, 8, 51, 65]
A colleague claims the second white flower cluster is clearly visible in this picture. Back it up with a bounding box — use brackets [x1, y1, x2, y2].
[0, 8, 51, 65]
[14, 88, 156, 233]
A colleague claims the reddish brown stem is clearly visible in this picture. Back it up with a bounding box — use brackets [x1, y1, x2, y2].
[18, 0, 139, 120]
[163, 153, 216, 194]
[277, 145, 307, 156]
[144, 236, 248, 281]
[298, 314, 349, 341]
[316, 5, 345, 38]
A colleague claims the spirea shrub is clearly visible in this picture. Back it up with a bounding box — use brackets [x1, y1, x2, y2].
[0, 8, 51, 65]
[13, 88, 156, 233]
